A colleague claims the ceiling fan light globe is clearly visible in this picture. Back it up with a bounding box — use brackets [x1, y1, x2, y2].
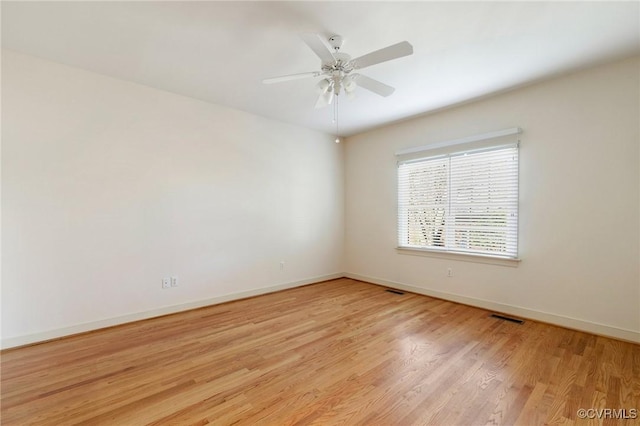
[316, 79, 331, 94]
[325, 90, 334, 105]
[344, 78, 357, 92]
[333, 80, 342, 95]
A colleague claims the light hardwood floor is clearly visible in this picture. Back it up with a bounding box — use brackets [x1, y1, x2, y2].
[1, 278, 639, 425]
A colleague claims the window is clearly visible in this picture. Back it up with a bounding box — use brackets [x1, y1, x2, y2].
[397, 138, 519, 259]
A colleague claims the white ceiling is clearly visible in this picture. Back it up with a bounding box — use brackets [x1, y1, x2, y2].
[3, 1, 639, 136]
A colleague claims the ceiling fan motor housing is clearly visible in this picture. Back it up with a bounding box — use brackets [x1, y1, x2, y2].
[322, 50, 353, 77]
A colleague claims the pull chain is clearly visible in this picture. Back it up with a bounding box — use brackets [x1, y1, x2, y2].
[334, 94, 340, 143]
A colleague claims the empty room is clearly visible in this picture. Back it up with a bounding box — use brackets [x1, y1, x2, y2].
[1, 1, 639, 425]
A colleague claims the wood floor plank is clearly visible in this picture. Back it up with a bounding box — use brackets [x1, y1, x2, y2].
[1, 278, 639, 425]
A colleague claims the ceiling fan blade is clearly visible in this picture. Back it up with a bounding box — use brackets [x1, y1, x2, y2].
[263, 71, 320, 84]
[353, 74, 395, 97]
[351, 41, 413, 70]
[300, 33, 336, 64]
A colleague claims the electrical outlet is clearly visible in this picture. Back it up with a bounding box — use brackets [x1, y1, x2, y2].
[162, 277, 171, 289]
[171, 276, 179, 287]
[447, 268, 453, 278]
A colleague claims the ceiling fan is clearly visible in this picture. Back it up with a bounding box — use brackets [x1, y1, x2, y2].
[263, 34, 413, 108]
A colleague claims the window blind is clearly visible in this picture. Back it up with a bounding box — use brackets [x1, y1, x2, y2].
[398, 143, 519, 258]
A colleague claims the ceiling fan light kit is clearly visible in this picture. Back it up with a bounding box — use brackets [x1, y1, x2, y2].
[263, 33, 413, 140]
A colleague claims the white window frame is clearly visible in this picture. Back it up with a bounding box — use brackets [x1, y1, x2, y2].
[396, 128, 521, 262]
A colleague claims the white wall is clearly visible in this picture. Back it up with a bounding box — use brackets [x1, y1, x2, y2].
[1, 50, 344, 348]
[345, 56, 640, 342]
[3, 50, 638, 348]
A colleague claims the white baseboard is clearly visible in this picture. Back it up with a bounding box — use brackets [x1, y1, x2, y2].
[4, 272, 637, 349]
[345, 272, 640, 344]
[0, 273, 343, 350]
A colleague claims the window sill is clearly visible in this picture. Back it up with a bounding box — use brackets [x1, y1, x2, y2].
[396, 246, 521, 267]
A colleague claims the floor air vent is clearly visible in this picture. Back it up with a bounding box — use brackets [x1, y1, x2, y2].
[490, 314, 524, 324]
[385, 289, 405, 295]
